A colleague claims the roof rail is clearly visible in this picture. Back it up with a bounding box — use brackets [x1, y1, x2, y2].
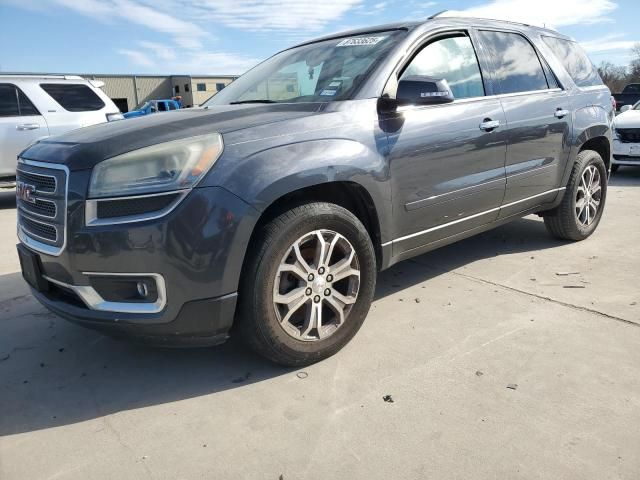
[427, 10, 448, 19]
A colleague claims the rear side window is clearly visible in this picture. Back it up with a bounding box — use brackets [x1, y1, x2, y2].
[0, 84, 40, 116]
[542, 36, 603, 88]
[0, 84, 19, 116]
[401, 35, 485, 99]
[17, 89, 39, 115]
[478, 31, 549, 94]
[40, 83, 105, 112]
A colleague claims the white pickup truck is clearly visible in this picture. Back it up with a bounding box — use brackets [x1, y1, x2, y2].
[0, 75, 122, 187]
[613, 101, 640, 172]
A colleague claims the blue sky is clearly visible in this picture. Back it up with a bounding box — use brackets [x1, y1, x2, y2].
[0, 0, 638, 75]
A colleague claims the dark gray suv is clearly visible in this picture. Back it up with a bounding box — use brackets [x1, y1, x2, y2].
[16, 18, 613, 366]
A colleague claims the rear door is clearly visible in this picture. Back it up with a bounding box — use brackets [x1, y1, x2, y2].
[384, 31, 507, 255]
[475, 29, 572, 217]
[0, 84, 48, 177]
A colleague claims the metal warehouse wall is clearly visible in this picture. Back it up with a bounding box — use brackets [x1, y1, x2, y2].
[87, 75, 136, 112]
[191, 77, 235, 106]
[85, 75, 173, 112]
[133, 76, 173, 109]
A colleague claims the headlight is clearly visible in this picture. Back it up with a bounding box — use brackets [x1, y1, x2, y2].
[88, 133, 223, 198]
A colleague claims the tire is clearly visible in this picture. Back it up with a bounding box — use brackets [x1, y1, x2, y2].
[236, 202, 376, 366]
[543, 149, 607, 241]
[611, 164, 620, 173]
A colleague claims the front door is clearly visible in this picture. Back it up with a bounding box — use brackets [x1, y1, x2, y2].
[0, 84, 48, 177]
[384, 32, 507, 255]
[475, 29, 572, 217]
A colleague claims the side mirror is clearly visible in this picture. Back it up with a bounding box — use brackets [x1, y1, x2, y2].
[620, 105, 632, 113]
[396, 76, 454, 106]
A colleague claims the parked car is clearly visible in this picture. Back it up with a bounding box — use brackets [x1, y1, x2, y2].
[0, 75, 122, 187]
[612, 100, 640, 171]
[613, 83, 640, 112]
[123, 99, 181, 118]
[16, 18, 612, 366]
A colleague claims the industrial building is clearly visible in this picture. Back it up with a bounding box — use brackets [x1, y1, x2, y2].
[80, 74, 238, 112]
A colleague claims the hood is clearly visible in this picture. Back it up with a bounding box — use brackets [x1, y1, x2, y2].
[21, 103, 326, 170]
[614, 109, 640, 129]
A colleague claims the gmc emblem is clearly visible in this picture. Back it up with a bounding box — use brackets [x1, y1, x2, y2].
[16, 181, 37, 204]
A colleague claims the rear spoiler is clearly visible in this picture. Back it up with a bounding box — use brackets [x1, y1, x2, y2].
[88, 79, 105, 89]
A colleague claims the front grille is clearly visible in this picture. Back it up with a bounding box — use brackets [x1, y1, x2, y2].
[19, 198, 56, 218]
[617, 128, 640, 143]
[96, 193, 181, 219]
[17, 162, 67, 254]
[20, 216, 57, 241]
[16, 170, 56, 193]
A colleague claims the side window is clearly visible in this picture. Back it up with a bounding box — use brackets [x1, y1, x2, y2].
[17, 88, 40, 116]
[542, 36, 603, 88]
[0, 84, 19, 117]
[40, 83, 105, 112]
[477, 31, 549, 94]
[400, 35, 485, 99]
[168, 102, 176, 111]
[157, 101, 168, 112]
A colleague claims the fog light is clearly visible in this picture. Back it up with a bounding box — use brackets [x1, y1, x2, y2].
[137, 280, 150, 299]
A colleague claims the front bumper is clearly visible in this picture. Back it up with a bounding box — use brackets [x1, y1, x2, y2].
[20, 184, 258, 345]
[613, 140, 640, 166]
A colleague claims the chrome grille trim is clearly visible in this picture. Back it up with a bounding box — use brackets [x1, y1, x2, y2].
[16, 159, 69, 257]
[16, 169, 58, 194]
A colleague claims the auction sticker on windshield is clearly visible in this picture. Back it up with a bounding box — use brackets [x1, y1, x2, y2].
[336, 36, 387, 47]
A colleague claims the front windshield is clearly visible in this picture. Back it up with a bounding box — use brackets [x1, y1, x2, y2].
[204, 30, 406, 106]
[137, 101, 152, 110]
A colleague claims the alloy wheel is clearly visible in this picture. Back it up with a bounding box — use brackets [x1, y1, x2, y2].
[575, 165, 602, 227]
[273, 230, 360, 341]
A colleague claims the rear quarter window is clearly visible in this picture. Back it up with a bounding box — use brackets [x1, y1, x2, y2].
[541, 36, 603, 88]
[40, 83, 105, 112]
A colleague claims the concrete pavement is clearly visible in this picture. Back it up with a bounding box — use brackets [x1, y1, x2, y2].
[1, 168, 639, 479]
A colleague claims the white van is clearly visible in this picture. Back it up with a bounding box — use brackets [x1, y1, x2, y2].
[0, 75, 123, 186]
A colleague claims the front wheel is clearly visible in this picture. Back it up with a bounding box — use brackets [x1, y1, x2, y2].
[236, 202, 376, 366]
[543, 149, 607, 241]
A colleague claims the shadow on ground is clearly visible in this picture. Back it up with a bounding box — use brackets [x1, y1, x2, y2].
[0, 215, 570, 436]
[609, 166, 640, 187]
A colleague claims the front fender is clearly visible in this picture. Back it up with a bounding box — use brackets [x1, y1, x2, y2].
[206, 137, 393, 243]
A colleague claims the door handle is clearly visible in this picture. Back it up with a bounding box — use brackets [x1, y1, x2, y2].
[479, 119, 500, 132]
[554, 108, 570, 118]
[16, 124, 40, 131]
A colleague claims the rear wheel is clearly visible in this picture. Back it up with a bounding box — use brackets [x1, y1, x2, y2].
[236, 202, 376, 366]
[543, 149, 607, 241]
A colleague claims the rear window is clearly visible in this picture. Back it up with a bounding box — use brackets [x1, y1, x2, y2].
[477, 30, 549, 94]
[541, 36, 603, 88]
[40, 83, 105, 112]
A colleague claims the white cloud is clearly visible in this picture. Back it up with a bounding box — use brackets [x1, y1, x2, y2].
[186, 0, 363, 32]
[125, 42, 260, 75]
[117, 49, 155, 68]
[21, 0, 365, 73]
[580, 34, 640, 53]
[443, 0, 617, 28]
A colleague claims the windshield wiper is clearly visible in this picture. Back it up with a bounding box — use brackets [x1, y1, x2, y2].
[229, 99, 278, 105]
